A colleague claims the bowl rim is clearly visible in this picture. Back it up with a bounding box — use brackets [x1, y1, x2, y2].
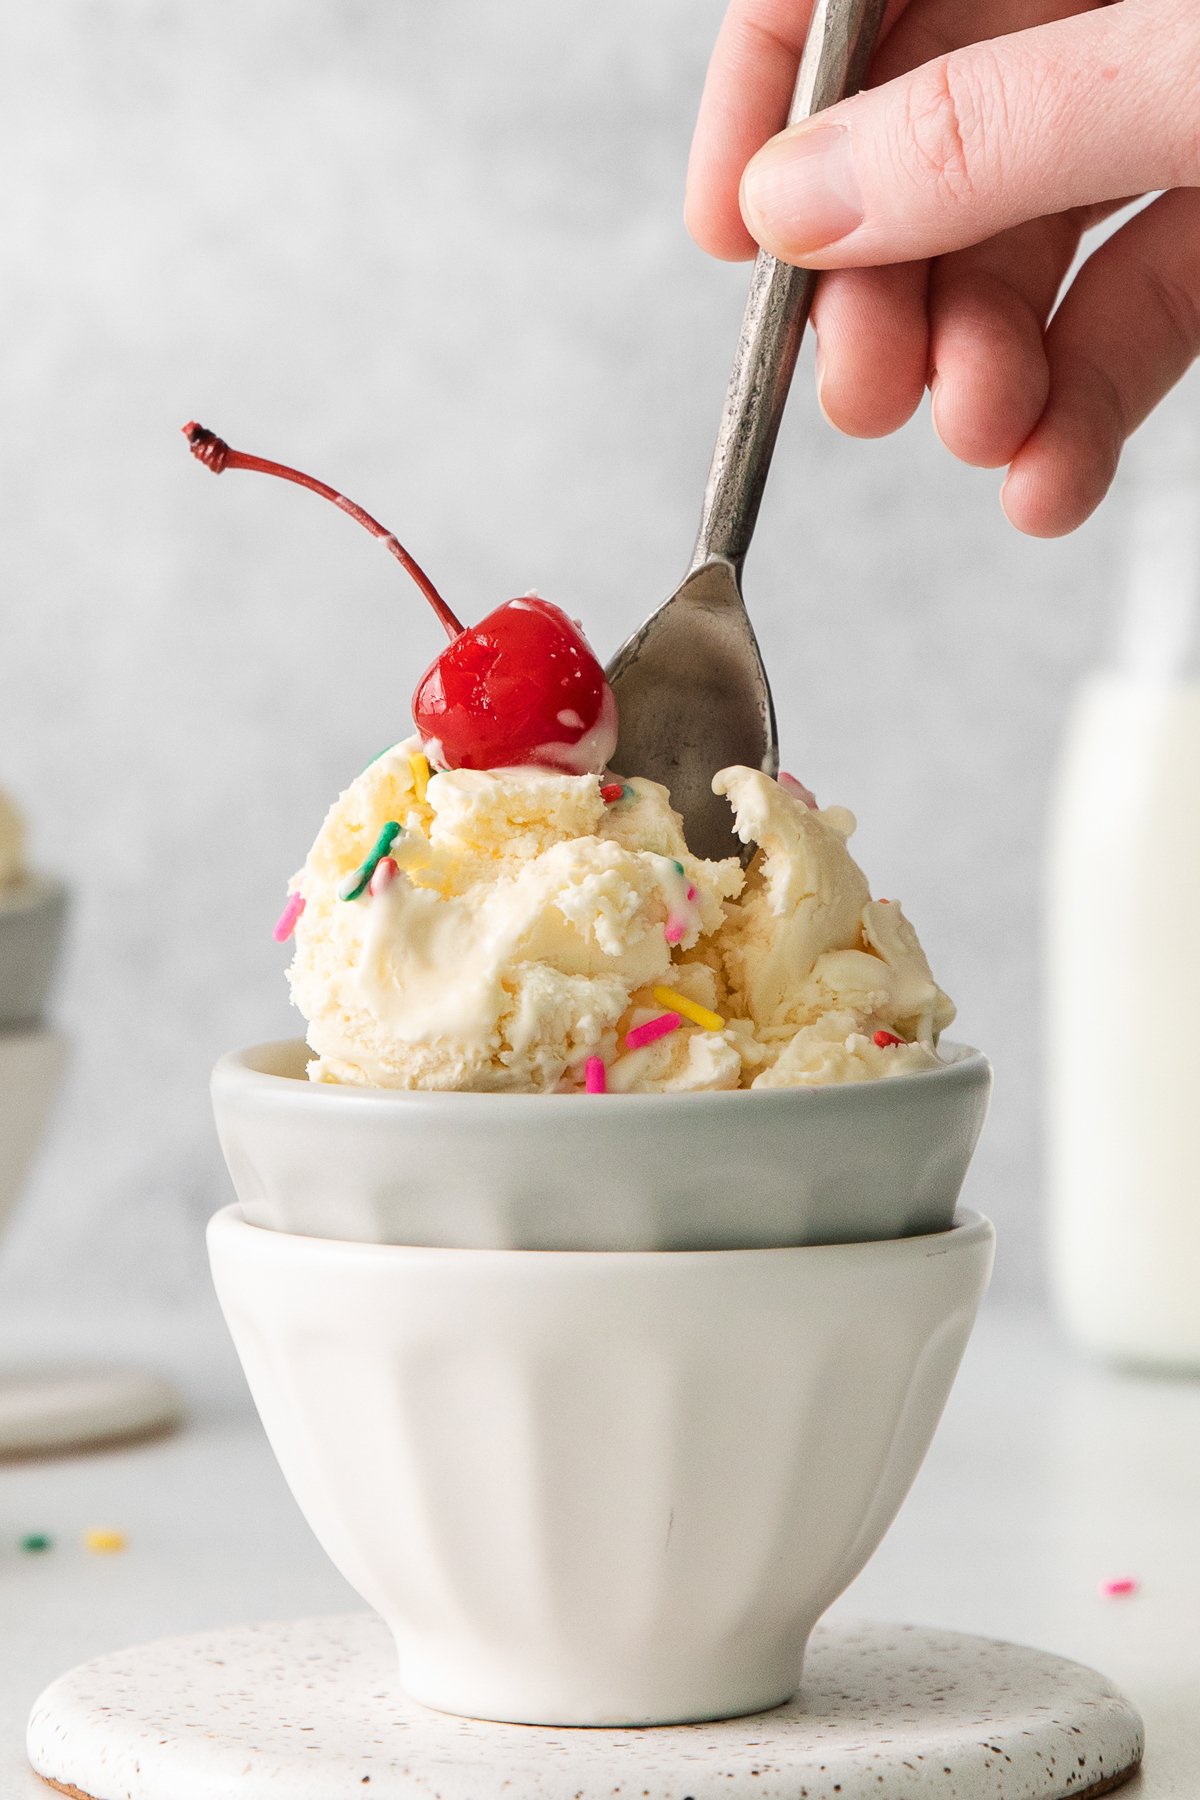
[213, 1036, 991, 1112]
[207, 1200, 993, 1267]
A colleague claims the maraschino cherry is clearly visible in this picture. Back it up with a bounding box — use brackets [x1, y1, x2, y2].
[183, 423, 618, 776]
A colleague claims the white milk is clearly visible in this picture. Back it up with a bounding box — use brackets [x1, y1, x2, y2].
[1047, 403, 1200, 1369]
[1047, 675, 1200, 1368]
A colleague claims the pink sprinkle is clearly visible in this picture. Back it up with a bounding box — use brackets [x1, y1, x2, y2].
[585, 1057, 607, 1094]
[686, 885, 697, 903]
[779, 771, 819, 810]
[626, 1012, 680, 1052]
[1100, 1577, 1138, 1598]
[664, 917, 686, 945]
[272, 892, 305, 943]
[369, 855, 399, 896]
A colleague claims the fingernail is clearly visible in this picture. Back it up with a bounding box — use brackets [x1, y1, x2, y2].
[929, 370, 945, 443]
[741, 124, 863, 255]
[813, 336, 833, 425]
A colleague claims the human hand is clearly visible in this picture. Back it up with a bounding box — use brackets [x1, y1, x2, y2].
[686, 0, 1200, 536]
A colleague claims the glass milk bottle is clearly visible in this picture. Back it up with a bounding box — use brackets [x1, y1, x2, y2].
[1047, 397, 1200, 1370]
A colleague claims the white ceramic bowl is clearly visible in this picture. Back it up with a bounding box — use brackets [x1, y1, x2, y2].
[0, 1027, 68, 1235]
[212, 1038, 991, 1250]
[0, 876, 68, 1028]
[208, 1204, 994, 1726]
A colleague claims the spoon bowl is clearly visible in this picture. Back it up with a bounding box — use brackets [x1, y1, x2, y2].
[607, 560, 776, 861]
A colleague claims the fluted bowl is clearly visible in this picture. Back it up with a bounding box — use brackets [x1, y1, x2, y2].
[208, 1204, 994, 1726]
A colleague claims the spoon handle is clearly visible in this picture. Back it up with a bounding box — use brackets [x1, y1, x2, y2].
[691, 0, 888, 573]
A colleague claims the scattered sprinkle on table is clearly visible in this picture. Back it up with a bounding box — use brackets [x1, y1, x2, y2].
[20, 1533, 52, 1554]
[653, 987, 724, 1032]
[84, 1529, 127, 1555]
[1100, 1577, 1138, 1598]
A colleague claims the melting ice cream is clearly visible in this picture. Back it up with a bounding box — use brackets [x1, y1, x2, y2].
[282, 743, 954, 1092]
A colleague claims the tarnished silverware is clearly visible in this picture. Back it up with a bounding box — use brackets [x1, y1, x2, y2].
[607, 0, 887, 860]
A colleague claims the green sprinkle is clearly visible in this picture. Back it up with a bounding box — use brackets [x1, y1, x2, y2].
[20, 1533, 52, 1553]
[672, 859, 686, 877]
[339, 822, 403, 901]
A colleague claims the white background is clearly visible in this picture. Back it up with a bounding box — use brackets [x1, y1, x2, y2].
[0, 1, 1139, 1307]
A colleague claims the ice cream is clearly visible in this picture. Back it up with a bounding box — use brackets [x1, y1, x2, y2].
[0, 789, 26, 894]
[283, 742, 954, 1093]
[180, 428, 954, 1092]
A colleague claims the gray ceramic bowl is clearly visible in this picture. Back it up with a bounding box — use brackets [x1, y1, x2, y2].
[212, 1038, 991, 1251]
[0, 877, 68, 1028]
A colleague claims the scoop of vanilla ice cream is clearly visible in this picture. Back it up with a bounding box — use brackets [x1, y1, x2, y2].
[714, 767, 955, 1087]
[285, 746, 954, 1093]
[288, 740, 742, 1090]
[0, 789, 26, 892]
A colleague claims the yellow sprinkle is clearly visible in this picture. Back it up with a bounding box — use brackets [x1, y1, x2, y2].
[653, 986, 724, 1032]
[84, 1528, 127, 1555]
[407, 752, 431, 805]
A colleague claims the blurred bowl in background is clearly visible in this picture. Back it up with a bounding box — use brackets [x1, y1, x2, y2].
[0, 1027, 68, 1236]
[0, 876, 68, 1029]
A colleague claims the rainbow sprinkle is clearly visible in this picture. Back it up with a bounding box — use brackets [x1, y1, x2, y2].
[84, 1528, 127, 1555]
[408, 752, 431, 804]
[873, 1030, 904, 1048]
[1100, 1577, 1138, 1598]
[369, 856, 399, 896]
[339, 822, 402, 901]
[585, 1057, 607, 1094]
[625, 1012, 680, 1052]
[652, 987, 724, 1032]
[273, 892, 305, 943]
[20, 1533, 51, 1554]
[664, 917, 687, 945]
[600, 782, 627, 805]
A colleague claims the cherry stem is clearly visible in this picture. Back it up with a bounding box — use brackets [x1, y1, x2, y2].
[182, 422, 464, 640]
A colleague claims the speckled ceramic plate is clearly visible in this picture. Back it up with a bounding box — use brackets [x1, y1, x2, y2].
[27, 1612, 1143, 1800]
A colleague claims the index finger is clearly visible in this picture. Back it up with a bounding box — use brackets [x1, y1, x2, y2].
[686, 0, 913, 261]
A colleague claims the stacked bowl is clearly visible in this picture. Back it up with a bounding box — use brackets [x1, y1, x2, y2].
[209, 1037, 994, 1727]
[0, 875, 68, 1237]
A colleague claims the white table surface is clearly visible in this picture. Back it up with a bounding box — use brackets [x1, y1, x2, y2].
[1, 1294, 1196, 1798]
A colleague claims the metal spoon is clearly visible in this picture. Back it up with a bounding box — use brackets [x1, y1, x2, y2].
[606, 0, 888, 861]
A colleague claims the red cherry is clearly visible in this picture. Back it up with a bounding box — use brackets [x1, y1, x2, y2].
[183, 424, 617, 775]
[413, 597, 616, 774]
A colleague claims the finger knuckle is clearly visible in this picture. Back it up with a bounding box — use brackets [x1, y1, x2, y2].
[898, 52, 1003, 207]
[1139, 258, 1200, 363]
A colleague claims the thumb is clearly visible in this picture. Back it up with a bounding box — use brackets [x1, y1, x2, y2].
[740, 5, 1199, 267]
